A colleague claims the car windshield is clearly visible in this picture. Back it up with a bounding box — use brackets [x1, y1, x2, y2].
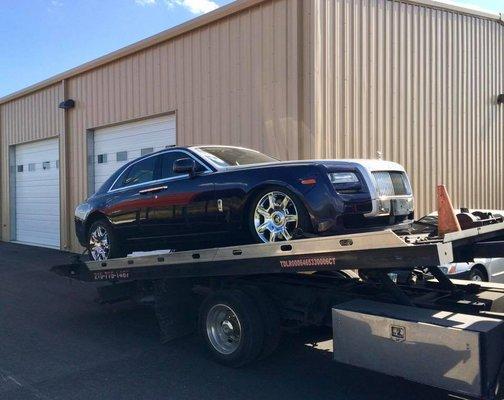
[195, 146, 278, 167]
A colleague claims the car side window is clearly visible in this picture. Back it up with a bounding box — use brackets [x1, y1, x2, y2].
[160, 151, 206, 179]
[115, 156, 157, 189]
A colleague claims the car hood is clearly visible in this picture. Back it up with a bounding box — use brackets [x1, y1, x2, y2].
[217, 159, 405, 173]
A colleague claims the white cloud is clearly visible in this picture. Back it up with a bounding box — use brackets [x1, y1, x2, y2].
[48, 0, 63, 12]
[164, 0, 219, 14]
[135, 0, 157, 5]
[134, 0, 219, 14]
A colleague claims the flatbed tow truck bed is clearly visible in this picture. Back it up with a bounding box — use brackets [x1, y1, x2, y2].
[54, 220, 504, 282]
[52, 219, 504, 399]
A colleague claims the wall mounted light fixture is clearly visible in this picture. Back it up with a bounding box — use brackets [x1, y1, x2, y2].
[59, 99, 75, 110]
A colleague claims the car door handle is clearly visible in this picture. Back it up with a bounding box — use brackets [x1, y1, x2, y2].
[139, 185, 168, 195]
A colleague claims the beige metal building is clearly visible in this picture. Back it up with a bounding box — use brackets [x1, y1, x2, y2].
[1, 0, 503, 252]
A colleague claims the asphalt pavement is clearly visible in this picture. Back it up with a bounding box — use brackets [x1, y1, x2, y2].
[0, 241, 451, 400]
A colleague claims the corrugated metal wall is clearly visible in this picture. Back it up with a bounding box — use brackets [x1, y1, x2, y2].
[0, 84, 64, 240]
[310, 0, 504, 216]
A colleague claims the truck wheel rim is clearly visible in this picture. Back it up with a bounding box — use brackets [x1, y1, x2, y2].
[206, 304, 242, 355]
[254, 191, 298, 242]
[89, 226, 110, 261]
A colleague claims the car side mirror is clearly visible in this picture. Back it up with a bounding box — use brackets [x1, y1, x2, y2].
[173, 158, 196, 177]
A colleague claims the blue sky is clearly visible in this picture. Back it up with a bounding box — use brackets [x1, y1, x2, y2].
[0, 0, 502, 98]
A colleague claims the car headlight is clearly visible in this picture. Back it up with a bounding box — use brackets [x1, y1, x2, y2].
[328, 172, 359, 184]
[75, 203, 93, 221]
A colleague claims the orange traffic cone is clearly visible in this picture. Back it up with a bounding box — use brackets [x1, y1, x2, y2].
[437, 185, 461, 236]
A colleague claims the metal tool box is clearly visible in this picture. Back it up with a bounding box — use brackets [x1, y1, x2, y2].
[333, 299, 504, 398]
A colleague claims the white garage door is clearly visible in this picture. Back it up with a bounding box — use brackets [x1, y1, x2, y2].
[14, 138, 60, 248]
[93, 115, 176, 191]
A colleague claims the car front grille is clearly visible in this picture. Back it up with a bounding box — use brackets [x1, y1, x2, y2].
[372, 171, 410, 196]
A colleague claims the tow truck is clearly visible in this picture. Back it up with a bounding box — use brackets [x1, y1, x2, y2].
[52, 187, 504, 399]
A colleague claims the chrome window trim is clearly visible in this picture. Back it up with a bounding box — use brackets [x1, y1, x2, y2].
[107, 149, 212, 194]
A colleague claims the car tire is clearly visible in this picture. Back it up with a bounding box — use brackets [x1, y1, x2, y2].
[198, 289, 264, 367]
[248, 186, 312, 243]
[469, 266, 487, 282]
[86, 219, 125, 261]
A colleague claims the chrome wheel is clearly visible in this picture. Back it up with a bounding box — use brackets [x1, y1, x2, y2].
[254, 191, 298, 243]
[206, 304, 242, 355]
[89, 225, 111, 261]
[471, 273, 483, 282]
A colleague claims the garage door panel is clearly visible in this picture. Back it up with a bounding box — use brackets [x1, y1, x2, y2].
[16, 186, 59, 195]
[95, 133, 175, 154]
[14, 138, 60, 248]
[16, 197, 60, 204]
[16, 143, 59, 157]
[94, 119, 175, 147]
[16, 210, 60, 219]
[16, 187, 60, 195]
[17, 221, 60, 231]
[95, 129, 175, 146]
[17, 224, 61, 235]
[16, 186, 60, 194]
[94, 118, 174, 139]
[93, 115, 176, 191]
[16, 181, 59, 187]
[15, 232, 59, 247]
[16, 227, 59, 237]
[16, 230, 59, 241]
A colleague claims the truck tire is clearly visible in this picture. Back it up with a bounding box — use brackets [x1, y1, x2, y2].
[199, 289, 265, 367]
[241, 285, 281, 360]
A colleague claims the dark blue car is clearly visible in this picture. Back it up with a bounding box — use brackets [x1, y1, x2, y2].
[75, 146, 414, 260]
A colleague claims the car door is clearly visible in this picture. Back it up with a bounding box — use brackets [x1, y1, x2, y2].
[140, 150, 218, 241]
[104, 154, 158, 240]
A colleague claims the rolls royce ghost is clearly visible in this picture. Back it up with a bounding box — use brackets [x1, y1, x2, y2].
[74, 146, 414, 260]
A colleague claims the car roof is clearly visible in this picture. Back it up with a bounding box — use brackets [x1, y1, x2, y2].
[135, 145, 256, 158]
